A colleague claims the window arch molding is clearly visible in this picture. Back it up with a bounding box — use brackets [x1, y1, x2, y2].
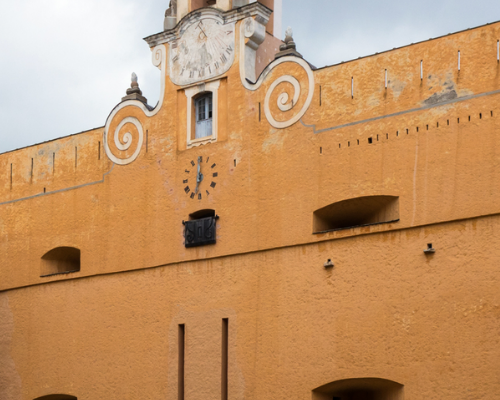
[185, 80, 220, 148]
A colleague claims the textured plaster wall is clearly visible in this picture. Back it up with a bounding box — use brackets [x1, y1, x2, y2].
[1, 217, 500, 399]
[1, 18, 500, 400]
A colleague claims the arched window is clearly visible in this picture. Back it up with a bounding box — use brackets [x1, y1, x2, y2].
[195, 93, 213, 139]
[40, 247, 81, 277]
[185, 80, 220, 148]
[313, 378, 403, 400]
[34, 395, 77, 400]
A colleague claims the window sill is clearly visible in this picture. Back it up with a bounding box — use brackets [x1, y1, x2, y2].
[313, 219, 400, 234]
[40, 270, 80, 278]
[187, 136, 216, 148]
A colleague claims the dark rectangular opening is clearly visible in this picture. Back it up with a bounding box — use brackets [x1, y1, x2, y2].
[178, 324, 185, 400]
[222, 318, 229, 400]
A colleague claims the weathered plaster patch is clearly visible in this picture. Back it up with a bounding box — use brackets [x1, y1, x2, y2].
[390, 79, 407, 101]
[421, 72, 474, 106]
[423, 89, 458, 106]
[262, 130, 284, 153]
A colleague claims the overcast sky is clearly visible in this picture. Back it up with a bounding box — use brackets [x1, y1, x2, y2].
[1, 0, 500, 154]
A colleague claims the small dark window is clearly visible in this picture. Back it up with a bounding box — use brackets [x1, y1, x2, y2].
[34, 395, 77, 400]
[184, 210, 218, 248]
[313, 196, 399, 233]
[40, 247, 81, 277]
[195, 93, 213, 139]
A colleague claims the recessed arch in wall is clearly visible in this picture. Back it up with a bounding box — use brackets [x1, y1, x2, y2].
[40, 247, 81, 277]
[189, 209, 216, 220]
[34, 395, 77, 400]
[313, 195, 400, 233]
[312, 378, 404, 400]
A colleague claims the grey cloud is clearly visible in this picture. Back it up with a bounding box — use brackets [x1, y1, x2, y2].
[1, 0, 499, 153]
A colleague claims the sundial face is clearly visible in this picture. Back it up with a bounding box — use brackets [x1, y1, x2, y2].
[169, 18, 235, 86]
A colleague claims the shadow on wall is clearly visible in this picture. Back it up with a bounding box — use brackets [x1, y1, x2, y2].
[312, 378, 404, 400]
[313, 196, 400, 233]
[40, 247, 81, 277]
[34, 396, 77, 400]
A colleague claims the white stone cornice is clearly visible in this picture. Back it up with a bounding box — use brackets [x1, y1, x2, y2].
[143, 2, 272, 48]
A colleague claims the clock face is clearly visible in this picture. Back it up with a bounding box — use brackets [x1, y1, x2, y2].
[169, 18, 235, 86]
[183, 156, 218, 200]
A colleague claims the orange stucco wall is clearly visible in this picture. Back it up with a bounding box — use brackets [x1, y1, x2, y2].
[1, 14, 500, 400]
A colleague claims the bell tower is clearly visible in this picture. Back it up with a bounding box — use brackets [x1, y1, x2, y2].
[165, 0, 282, 38]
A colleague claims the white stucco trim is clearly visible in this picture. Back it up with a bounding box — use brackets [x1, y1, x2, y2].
[273, 0, 282, 39]
[185, 80, 221, 148]
[103, 45, 166, 165]
[239, 18, 315, 129]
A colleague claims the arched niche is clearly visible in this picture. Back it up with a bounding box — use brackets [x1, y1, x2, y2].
[312, 378, 404, 400]
[34, 395, 77, 400]
[313, 195, 400, 233]
[40, 247, 81, 277]
[189, 209, 216, 220]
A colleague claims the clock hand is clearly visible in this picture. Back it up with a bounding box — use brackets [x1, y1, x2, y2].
[195, 157, 204, 194]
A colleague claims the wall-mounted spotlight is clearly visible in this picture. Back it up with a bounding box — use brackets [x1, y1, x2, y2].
[324, 259, 334, 268]
[424, 243, 435, 254]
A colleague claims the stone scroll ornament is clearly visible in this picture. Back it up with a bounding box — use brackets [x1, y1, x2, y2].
[239, 20, 315, 129]
[103, 45, 166, 165]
